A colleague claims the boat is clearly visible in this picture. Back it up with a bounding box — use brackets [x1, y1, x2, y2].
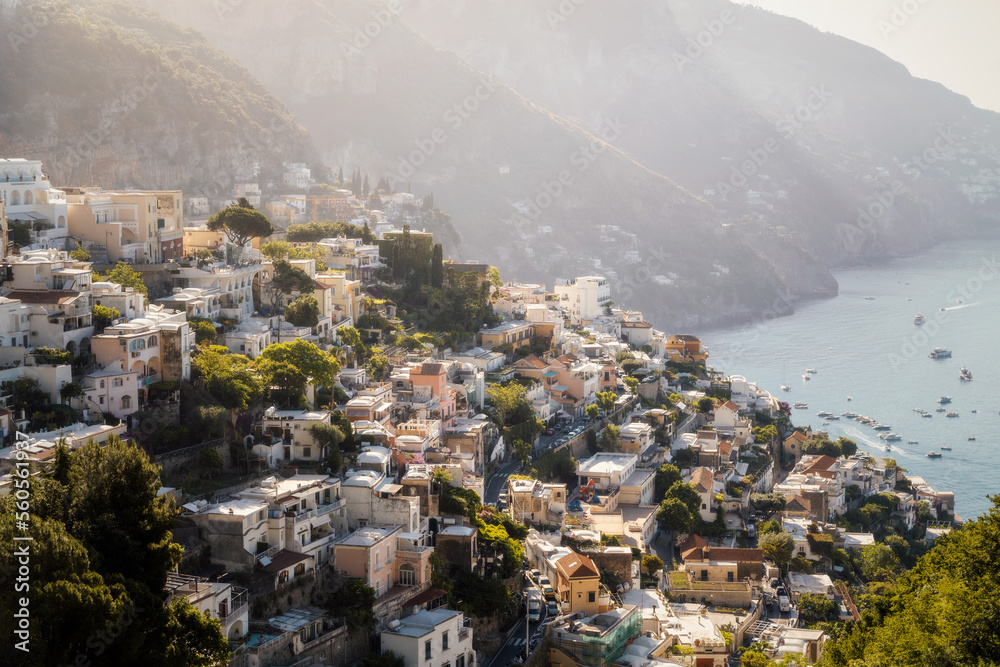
[929, 348, 952, 359]
[802, 374, 810, 381]
[847, 396, 852, 401]
[806, 368, 817, 374]
[922, 413, 933, 418]
[873, 424, 892, 431]
[793, 402, 808, 409]
[908, 440, 919, 444]
[781, 385, 791, 392]
[864, 296, 875, 300]
[959, 367, 973, 381]
[947, 412, 959, 418]
[879, 433, 902, 441]
[828, 415, 840, 420]
[914, 312, 926, 325]
[938, 396, 952, 404]
[969, 436, 977, 441]
[935, 407, 946, 413]
[972, 410, 978, 413]
[941, 446, 952, 451]
[842, 411, 857, 418]
[817, 411, 833, 417]
[823, 421, 830, 425]
[926, 452, 943, 458]
[884, 445, 892, 452]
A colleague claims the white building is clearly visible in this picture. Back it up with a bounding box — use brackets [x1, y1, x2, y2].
[577, 452, 638, 492]
[554, 276, 611, 325]
[0, 159, 68, 248]
[380, 608, 475, 667]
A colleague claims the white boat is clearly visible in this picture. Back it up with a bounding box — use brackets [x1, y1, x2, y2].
[908, 440, 919, 444]
[781, 385, 791, 392]
[927, 451, 943, 458]
[938, 396, 952, 404]
[940, 446, 952, 451]
[806, 368, 817, 374]
[802, 374, 810, 381]
[846, 396, 852, 401]
[793, 402, 808, 409]
[827, 415, 840, 420]
[864, 296, 875, 300]
[946, 412, 959, 418]
[922, 413, 933, 418]
[914, 313, 926, 325]
[935, 407, 946, 413]
[959, 367, 973, 381]
[929, 347, 952, 359]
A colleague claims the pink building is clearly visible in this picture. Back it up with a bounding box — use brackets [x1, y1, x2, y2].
[333, 526, 433, 599]
[410, 363, 458, 427]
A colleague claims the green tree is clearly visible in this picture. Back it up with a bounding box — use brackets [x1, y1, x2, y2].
[284, 295, 320, 329]
[753, 424, 778, 444]
[59, 381, 83, 402]
[586, 404, 600, 421]
[513, 439, 533, 466]
[623, 377, 639, 394]
[92, 304, 120, 330]
[642, 554, 664, 577]
[858, 542, 901, 582]
[32, 347, 73, 365]
[752, 492, 788, 519]
[190, 319, 217, 345]
[270, 259, 314, 343]
[199, 447, 223, 473]
[759, 531, 795, 572]
[599, 424, 621, 451]
[8, 220, 31, 247]
[657, 496, 694, 535]
[486, 383, 533, 426]
[206, 201, 273, 247]
[260, 240, 290, 261]
[884, 533, 910, 564]
[837, 437, 858, 458]
[258, 359, 308, 407]
[596, 391, 617, 412]
[258, 338, 340, 399]
[192, 346, 264, 412]
[70, 241, 91, 261]
[104, 261, 149, 301]
[798, 593, 837, 626]
[488, 265, 502, 291]
[697, 397, 716, 413]
[655, 463, 683, 500]
[665, 481, 703, 516]
[366, 350, 389, 381]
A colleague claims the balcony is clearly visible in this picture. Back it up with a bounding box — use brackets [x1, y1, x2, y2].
[317, 498, 345, 516]
[138, 373, 161, 389]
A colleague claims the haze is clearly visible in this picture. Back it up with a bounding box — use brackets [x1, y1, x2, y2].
[736, 0, 1000, 113]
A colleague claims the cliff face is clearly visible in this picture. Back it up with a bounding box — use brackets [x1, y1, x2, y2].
[0, 2, 319, 194]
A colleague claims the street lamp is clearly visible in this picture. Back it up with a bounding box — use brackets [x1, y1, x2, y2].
[105, 230, 111, 262]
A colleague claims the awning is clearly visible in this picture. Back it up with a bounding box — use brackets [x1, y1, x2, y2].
[6, 212, 44, 221]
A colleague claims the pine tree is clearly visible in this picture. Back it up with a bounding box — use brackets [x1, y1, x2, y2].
[362, 174, 370, 198]
[337, 166, 344, 185]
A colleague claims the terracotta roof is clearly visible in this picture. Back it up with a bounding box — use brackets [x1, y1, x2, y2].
[516, 355, 547, 369]
[801, 455, 838, 474]
[719, 401, 739, 412]
[404, 587, 448, 607]
[682, 546, 763, 563]
[785, 495, 810, 512]
[784, 431, 808, 445]
[690, 467, 715, 493]
[678, 534, 709, 553]
[719, 440, 734, 460]
[416, 362, 444, 375]
[555, 552, 599, 580]
[6, 289, 79, 305]
[259, 550, 311, 574]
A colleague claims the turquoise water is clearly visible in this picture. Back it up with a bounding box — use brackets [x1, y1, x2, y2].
[701, 240, 1000, 520]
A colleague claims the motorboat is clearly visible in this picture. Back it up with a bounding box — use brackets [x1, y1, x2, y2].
[926, 452, 943, 458]
[817, 411, 833, 417]
[935, 407, 946, 413]
[959, 367, 973, 381]
[827, 415, 840, 420]
[938, 396, 952, 404]
[806, 368, 817, 374]
[922, 413, 933, 418]
[781, 385, 791, 392]
[847, 396, 853, 401]
[864, 296, 875, 300]
[940, 446, 952, 451]
[908, 440, 919, 444]
[929, 348, 952, 359]
[873, 424, 892, 431]
[947, 412, 959, 418]
[802, 374, 810, 381]
[969, 436, 977, 441]
[914, 313, 926, 325]
[793, 402, 808, 409]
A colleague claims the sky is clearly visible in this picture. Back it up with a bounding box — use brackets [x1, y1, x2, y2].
[734, 0, 1000, 113]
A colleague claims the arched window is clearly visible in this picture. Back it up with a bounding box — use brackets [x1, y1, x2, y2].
[398, 563, 415, 586]
[10, 191, 19, 206]
[99, 380, 105, 389]
[56, 215, 65, 228]
[148, 335, 158, 347]
[121, 395, 132, 409]
[23, 190, 32, 205]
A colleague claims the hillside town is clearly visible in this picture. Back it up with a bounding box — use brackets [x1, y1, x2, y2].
[0, 157, 960, 667]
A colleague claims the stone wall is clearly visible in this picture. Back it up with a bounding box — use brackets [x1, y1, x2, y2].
[582, 548, 633, 582]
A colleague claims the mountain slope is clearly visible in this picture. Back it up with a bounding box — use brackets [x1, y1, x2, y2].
[401, 0, 1000, 266]
[0, 1, 318, 196]
[129, 0, 836, 326]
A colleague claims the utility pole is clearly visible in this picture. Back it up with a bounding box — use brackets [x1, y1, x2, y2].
[525, 566, 530, 660]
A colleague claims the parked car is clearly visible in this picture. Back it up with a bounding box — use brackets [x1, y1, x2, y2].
[548, 600, 560, 616]
[544, 428, 555, 436]
[778, 595, 790, 613]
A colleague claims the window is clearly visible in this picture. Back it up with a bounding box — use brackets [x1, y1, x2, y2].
[442, 631, 449, 651]
[701, 503, 707, 510]
[121, 395, 131, 409]
[727, 571, 734, 582]
[457, 657, 465, 667]
[425, 640, 432, 660]
[588, 592, 595, 603]
[99, 380, 105, 389]
[303, 447, 311, 458]
[701, 570, 708, 582]
[99, 396, 104, 405]
[399, 563, 415, 586]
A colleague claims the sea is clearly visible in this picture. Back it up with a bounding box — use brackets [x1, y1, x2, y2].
[700, 239, 1000, 521]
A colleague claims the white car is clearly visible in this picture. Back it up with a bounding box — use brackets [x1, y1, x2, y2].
[778, 595, 790, 612]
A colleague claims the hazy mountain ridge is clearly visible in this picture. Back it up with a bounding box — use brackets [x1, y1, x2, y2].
[0, 1, 319, 196]
[403, 0, 1000, 265]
